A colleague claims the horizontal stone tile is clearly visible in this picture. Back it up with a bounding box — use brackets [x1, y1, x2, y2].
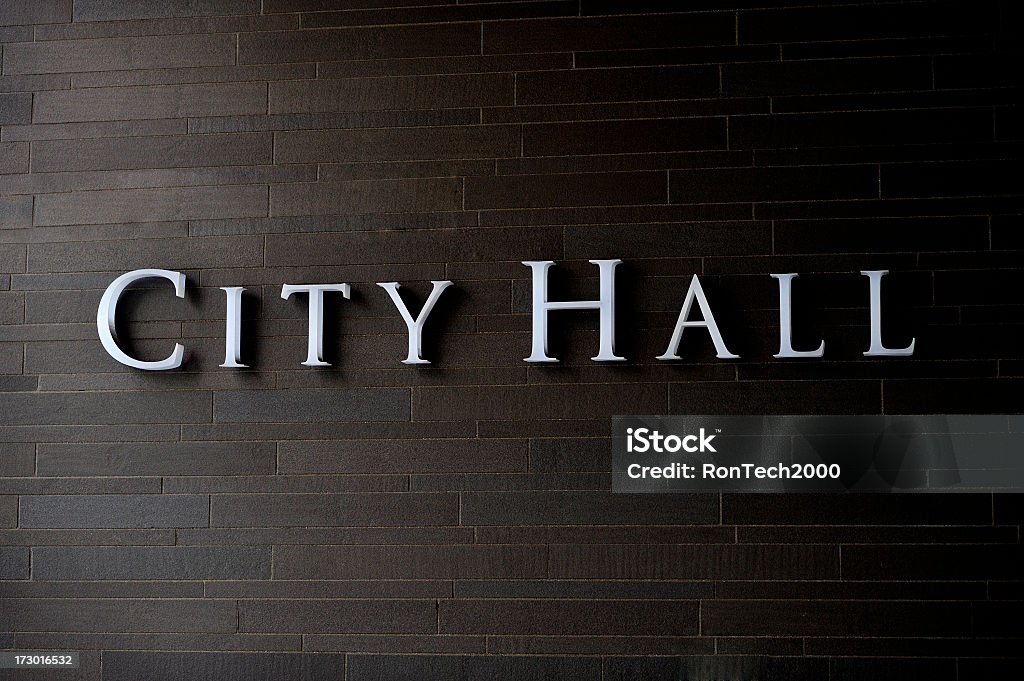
[0, 546, 28, 578]
[549, 544, 840, 579]
[17, 632, 300, 652]
[669, 165, 879, 203]
[412, 384, 667, 420]
[0, 391, 211, 425]
[36, 441, 277, 476]
[239, 599, 437, 634]
[0, 442, 33, 476]
[215, 389, 410, 423]
[28, 234, 259, 272]
[346, 655, 600, 681]
[271, 178, 461, 217]
[275, 125, 518, 163]
[206, 579, 451, 599]
[20, 494, 209, 528]
[519, 65, 718, 104]
[483, 13, 734, 53]
[0, 244, 26, 272]
[4, 34, 235, 75]
[0, 93, 31, 125]
[465, 171, 667, 209]
[0, 424, 181, 443]
[103, 651, 344, 681]
[32, 546, 271, 580]
[278, 439, 526, 474]
[75, 62, 314, 89]
[487, 635, 713, 656]
[723, 493, 992, 525]
[1, 598, 236, 632]
[305, 634, 485, 654]
[0, 144, 29, 176]
[475, 525, 733, 544]
[270, 73, 512, 113]
[299, 1, 577, 29]
[211, 492, 457, 527]
[0, 580, 199, 598]
[274, 545, 546, 579]
[0, 477, 160, 494]
[34, 82, 266, 123]
[461, 492, 717, 525]
[439, 598, 698, 635]
[454, 579, 713, 600]
[0, 529, 175, 546]
[842, 545, 1024, 580]
[34, 185, 268, 226]
[703, 600, 971, 636]
[523, 118, 726, 156]
[0, 0, 71, 26]
[31, 133, 272, 172]
[2, 119, 186, 142]
[181, 420, 473, 442]
[238, 23, 481, 63]
[35, 13, 294, 40]
[73, 0, 258, 21]
[163, 475, 407, 494]
[178, 527, 471, 546]
[604, 656, 827, 681]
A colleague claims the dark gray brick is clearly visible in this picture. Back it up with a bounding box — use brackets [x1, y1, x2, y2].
[305, 634, 485, 654]
[604, 657, 827, 681]
[270, 73, 512, 113]
[4, 34, 235, 75]
[30, 133, 273, 172]
[461, 492, 717, 525]
[278, 439, 527, 474]
[0, 529, 174, 546]
[274, 545, 546, 579]
[28, 235, 262, 272]
[20, 494, 210, 528]
[703, 600, 971, 636]
[1, 598, 236, 632]
[271, 178, 461, 217]
[0, 196, 32, 228]
[17, 632, 299, 651]
[238, 23, 481, 63]
[465, 171, 667, 209]
[32, 547, 271, 580]
[239, 599, 436, 634]
[33, 83, 267, 123]
[0, 1, 69, 26]
[0, 442, 33, 476]
[265, 226, 559, 267]
[215, 389, 409, 423]
[439, 599, 698, 635]
[0, 546, 28, 578]
[0, 391, 211, 425]
[73, 0, 258, 21]
[0, 93, 32, 124]
[206, 580, 450, 599]
[274, 125, 518, 163]
[34, 185, 269, 226]
[413, 384, 667, 420]
[483, 13, 734, 53]
[103, 652, 344, 681]
[346, 655, 600, 681]
[212, 492, 456, 527]
[549, 545, 840, 579]
[36, 442, 277, 476]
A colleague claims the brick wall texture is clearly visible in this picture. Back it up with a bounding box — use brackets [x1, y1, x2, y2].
[1, 1, 1023, 679]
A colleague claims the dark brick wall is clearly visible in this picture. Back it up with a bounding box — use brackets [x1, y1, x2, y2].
[1, 1, 1023, 679]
